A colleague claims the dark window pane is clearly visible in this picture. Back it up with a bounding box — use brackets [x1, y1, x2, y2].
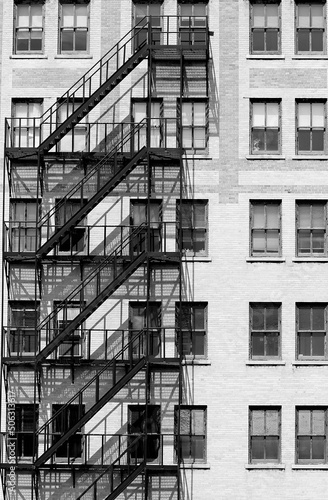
[75, 31, 87, 51]
[251, 437, 265, 460]
[312, 307, 325, 330]
[299, 333, 311, 356]
[180, 436, 191, 459]
[312, 332, 325, 357]
[299, 307, 311, 330]
[17, 35, 29, 51]
[252, 334, 265, 356]
[266, 29, 278, 52]
[62, 31, 74, 51]
[252, 307, 265, 330]
[312, 436, 325, 460]
[311, 30, 323, 52]
[252, 129, 265, 152]
[192, 436, 205, 460]
[312, 231, 325, 253]
[298, 30, 310, 51]
[266, 230, 279, 253]
[266, 333, 279, 357]
[266, 129, 279, 151]
[312, 130, 324, 151]
[253, 29, 265, 51]
[298, 436, 311, 460]
[266, 307, 279, 330]
[30, 32, 42, 51]
[193, 331, 205, 356]
[265, 436, 279, 460]
[298, 130, 311, 151]
[298, 230, 311, 253]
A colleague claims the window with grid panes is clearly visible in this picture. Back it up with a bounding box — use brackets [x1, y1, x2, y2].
[250, 201, 281, 256]
[54, 302, 83, 358]
[9, 301, 39, 356]
[129, 302, 161, 357]
[56, 98, 87, 152]
[181, 100, 207, 149]
[175, 406, 206, 462]
[14, 1, 44, 53]
[296, 101, 326, 153]
[59, 1, 89, 53]
[52, 404, 85, 458]
[296, 201, 327, 255]
[250, 2, 280, 54]
[251, 101, 280, 154]
[178, 2, 208, 45]
[177, 200, 208, 255]
[176, 302, 207, 357]
[128, 405, 161, 460]
[55, 198, 87, 253]
[15, 404, 38, 458]
[133, 2, 162, 48]
[296, 408, 328, 463]
[249, 407, 281, 463]
[10, 200, 39, 253]
[297, 304, 327, 359]
[250, 304, 280, 359]
[296, 2, 325, 53]
[12, 100, 42, 148]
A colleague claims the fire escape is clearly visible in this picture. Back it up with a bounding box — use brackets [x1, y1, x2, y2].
[0, 15, 209, 500]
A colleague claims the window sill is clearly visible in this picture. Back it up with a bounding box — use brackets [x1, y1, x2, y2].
[292, 55, 328, 60]
[182, 256, 212, 262]
[182, 359, 211, 366]
[292, 257, 328, 263]
[293, 360, 328, 366]
[292, 464, 328, 470]
[55, 54, 93, 59]
[246, 54, 285, 60]
[245, 155, 285, 160]
[245, 464, 286, 470]
[246, 257, 285, 263]
[246, 361, 285, 366]
[10, 54, 48, 59]
[180, 463, 210, 469]
[292, 155, 328, 160]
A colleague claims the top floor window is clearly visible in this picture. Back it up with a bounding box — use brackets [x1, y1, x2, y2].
[250, 1, 280, 54]
[178, 2, 208, 45]
[296, 2, 325, 54]
[14, 1, 44, 53]
[59, 1, 89, 53]
[133, 1, 162, 47]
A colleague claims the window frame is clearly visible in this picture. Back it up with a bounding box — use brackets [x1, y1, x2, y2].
[295, 1, 326, 54]
[9, 198, 40, 253]
[12, 98, 43, 148]
[14, 404, 38, 458]
[174, 405, 207, 463]
[250, 303, 281, 359]
[53, 301, 84, 358]
[178, 1, 208, 46]
[9, 300, 39, 356]
[296, 407, 328, 464]
[58, 1, 90, 54]
[175, 302, 207, 358]
[296, 200, 327, 256]
[296, 303, 328, 360]
[250, 200, 282, 257]
[250, 1, 281, 55]
[249, 407, 281, 464]
[54, 197, 87, 254]
[14, 0, 44, 54]
[177, 199, 208, 256]
[132, 1, 163, 47]
[179, 98, 209, 150]
[52, 404, 85, 459]
[296, 100, 326, 154]
[250, 99, 281, 155]
[128, 404, 161, 460]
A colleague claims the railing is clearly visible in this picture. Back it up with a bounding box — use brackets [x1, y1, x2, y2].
[0, 432, 177, 467]
[2, 327, 177, 361]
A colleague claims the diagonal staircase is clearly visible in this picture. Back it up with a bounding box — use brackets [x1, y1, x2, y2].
[34, 329, 148, 467]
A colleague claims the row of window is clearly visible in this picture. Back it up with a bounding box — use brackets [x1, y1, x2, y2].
[12, 403, 206, 463]
[13, 1, 207, 54]
[250, 1, 327, 55]
[251, 100, 328, 155]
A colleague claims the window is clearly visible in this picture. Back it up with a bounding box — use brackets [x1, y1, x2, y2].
[128, 405, 161, 460]
[133, 2, 162, 48]
[181, 100, 207, 149]
[10, 200, 39, 253]
[250, 100, 280, 154]
[249, 407, 281, 463]
[55, 199, 87, 253]
[176, 302, 207, 357]
[14, 404, 38, 458]
[296, 408, 328, 463]
[54, 302, 83, 357]
[59, 1, 89, 53]
[250, 201, 281, 256]
[14, 1, 44, 53]
[296, 100, 326, 153]
[250, 1, 280, 53]
[250, 303, 280, 359]
[297, 304, 327, 359]
[296, 2, 325, 53]
[130, 200, 162, 253]
[132, 100, 163, 149]
[9, 301, 39, 356]
[56, 98, 87, 152]
[12, 100, 42, 148]
[52, 404, 85, 458]
[129, 302, 161, 357]
[175, 406, 206, 462]
[296, 201, 327, 255]
[177, 200, 208, 255]
[178, 2, 208, 45]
